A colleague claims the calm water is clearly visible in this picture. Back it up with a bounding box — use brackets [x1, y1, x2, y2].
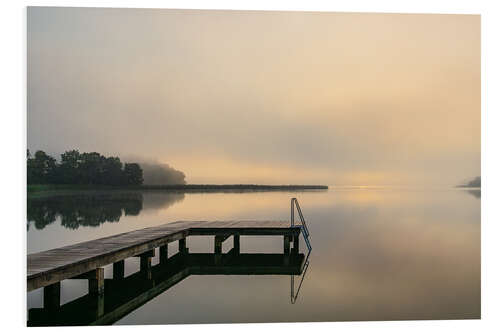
[27, 188, 480, 324]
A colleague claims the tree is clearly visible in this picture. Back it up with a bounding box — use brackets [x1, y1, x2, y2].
[27, 149, 35, 184]
[79, 152, 104, 184]
[59, 150, 81, 184]
[102, 156, 124, 185]
[27, 149, 146, 186]
[124, 163, 143, 185]
[27, 150, 57, 184]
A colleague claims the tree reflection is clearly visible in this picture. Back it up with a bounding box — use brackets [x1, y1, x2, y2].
[27, 192, 144, 230]
[466, 190, 481, 199]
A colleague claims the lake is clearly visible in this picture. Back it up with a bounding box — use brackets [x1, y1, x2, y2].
[27, 188, 480, 324]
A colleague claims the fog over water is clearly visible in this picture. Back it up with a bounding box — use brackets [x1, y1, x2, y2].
[27, 8, 480, 186]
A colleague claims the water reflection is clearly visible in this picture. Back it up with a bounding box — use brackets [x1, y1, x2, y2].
[291, 260, 310, 304]
[467, 189, 481, 199]
[27, 192, 185, 230]
[28, 251, 307, 326]
[27, 189, 480, 323]
[141, 192, 186, 211]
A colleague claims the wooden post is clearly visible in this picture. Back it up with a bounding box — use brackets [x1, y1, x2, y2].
[89, 268, 104, 296]
[113, 260, 125, 280]
[140, 256, 151, 271]
[179, 238, 187, 254]
[214, 236, 223, 254]
[160, 245, 168, 264]
[283, 235, 291, 254]
[233, 234, 240, 254]
[215, 235, 223, 265]
[96, 294, 105, 318]
[292, 234, 299, 254]
[136, 250, 154, 279]
[140, 258, 152, 280]
[43, 282, 60, 310]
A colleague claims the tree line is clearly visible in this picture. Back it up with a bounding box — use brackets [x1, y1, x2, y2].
[27, 150, 144, 186]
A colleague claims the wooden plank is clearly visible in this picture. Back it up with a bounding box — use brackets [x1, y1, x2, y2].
[134, 250, 155, 258]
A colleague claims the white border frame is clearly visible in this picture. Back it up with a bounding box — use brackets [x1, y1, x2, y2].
[2, 1, 498, 332]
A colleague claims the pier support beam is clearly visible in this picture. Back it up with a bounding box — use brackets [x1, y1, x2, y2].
[179, 238, 188, 254]
[113, 260, 125, 280]
[292, 234, 299, 254]
[233, 234, 240, 254]
[43, 282, 60, 310]
[96, 294, 105, 318]
[214, 235, 230, 264]
[214, 236, 223, 254]
[284, 235, 292, 265]
[283, 235, 291, 254]
[140, 256, 151, 271]
[88, 268, 105, 296]
[136, 250, 154, 279]
[160, 245, 168, 264]
[69, 268, 105, 295]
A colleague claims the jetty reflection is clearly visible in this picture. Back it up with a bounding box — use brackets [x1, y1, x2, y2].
[28, 251, 309, 326]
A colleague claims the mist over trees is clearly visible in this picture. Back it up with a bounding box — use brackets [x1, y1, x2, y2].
[139, 162, 186, 185]
[27, 150, 143, 185]
[466, 176, 481, 187]
[458, 176, 481, 188]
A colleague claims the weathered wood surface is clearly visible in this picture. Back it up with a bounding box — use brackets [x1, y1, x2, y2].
[28, 220, 299, 291]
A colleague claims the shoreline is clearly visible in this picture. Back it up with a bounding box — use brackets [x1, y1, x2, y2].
[27, 184, 329, 194]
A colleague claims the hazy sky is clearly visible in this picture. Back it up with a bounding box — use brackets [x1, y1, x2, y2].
[27, 8, 480, 186]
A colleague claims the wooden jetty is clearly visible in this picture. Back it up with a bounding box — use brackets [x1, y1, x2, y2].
[28, 220, 304, 311]
[27, 198, 312, 326]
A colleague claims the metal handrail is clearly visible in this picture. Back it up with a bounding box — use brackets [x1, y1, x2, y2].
[289, 197, 312, 303]
[291, 198, 311, 239]
[290, 260, 310, 304]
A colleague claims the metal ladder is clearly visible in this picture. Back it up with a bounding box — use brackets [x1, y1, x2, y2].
[291, 197, 312, 253]
[290, 197, 312, 304]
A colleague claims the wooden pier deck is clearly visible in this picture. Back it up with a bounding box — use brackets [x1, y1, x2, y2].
[28, 220, 302, 294]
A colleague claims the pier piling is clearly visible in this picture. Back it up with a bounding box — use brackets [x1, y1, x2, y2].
[284, 235, 291, 254]
[88, 268, 104, 296]
[43, 282, 60, 310]
[113, 260, 125, 280]
[160, 245, 168, 264]
[233, 234, 240, 254]
[179, 238, 187, 254]
[293, 234, 299, 254]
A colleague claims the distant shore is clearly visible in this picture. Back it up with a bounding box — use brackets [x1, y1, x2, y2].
[456, 176, 481, 188]
[27, 184, 328, 194]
